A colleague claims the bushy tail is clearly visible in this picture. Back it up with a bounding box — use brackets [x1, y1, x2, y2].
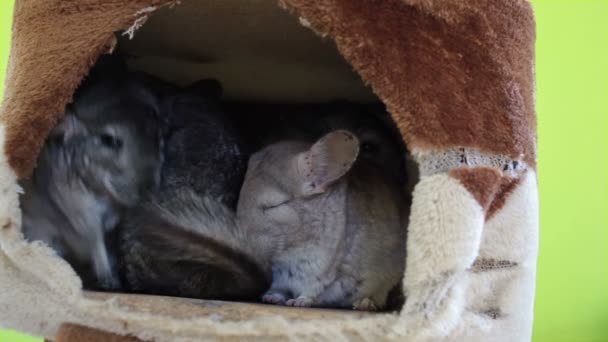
[120, 189, 268, 300]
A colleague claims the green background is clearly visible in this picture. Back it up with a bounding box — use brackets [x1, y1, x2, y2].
[0, 0, 606, 341]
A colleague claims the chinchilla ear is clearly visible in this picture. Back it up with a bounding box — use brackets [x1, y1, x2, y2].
[48, 108, 87, 144]
[296, 130, 359, 197]
[186, 79, 223, 100]
[161, 79, 224, 128]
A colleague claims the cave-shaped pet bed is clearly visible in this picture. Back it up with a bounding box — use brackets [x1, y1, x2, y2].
[0, 1, 538, 341]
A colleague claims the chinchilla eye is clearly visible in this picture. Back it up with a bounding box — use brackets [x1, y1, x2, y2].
[49, 134, 64, 146]
[361, 142, 378, 153]
[262, 200, 290, 211]
[99, 133, 123, 149]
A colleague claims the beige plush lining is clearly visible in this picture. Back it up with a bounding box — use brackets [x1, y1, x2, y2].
[118, 0, 378, 103]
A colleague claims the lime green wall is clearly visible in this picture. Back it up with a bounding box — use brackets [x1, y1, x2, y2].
[0, 1, 606, 341]
[533, 1, 608, 341]
[0, 0, 11, 99]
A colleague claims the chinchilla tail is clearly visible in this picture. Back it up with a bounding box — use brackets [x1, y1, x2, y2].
[120, 189, 268, 300]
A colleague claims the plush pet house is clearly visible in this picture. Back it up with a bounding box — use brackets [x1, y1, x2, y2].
[0, 0, 538, 341]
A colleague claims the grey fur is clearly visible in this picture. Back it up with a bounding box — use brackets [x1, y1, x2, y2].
[238, 130, 408, 310]
[230, 101, 409, 185]
[20, 70, 165, 290]
[119, 80, 252, 298]
[122, 129, 407, 310]
[120, 190, 267, 300]
[160, 80, 247, 208]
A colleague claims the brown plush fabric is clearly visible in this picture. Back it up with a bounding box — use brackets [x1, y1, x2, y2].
[0, 0, 175, 178]
[281, 0, 537, 168]
[486, 176, 523, 220]
[55, 323, 146, 342]
[1, 0, 536, 178]
[449, 167, 503, 211]
[449, 166, 525, 219]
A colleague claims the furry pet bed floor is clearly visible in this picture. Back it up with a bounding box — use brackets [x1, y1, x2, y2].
[0, 0, 538, 341]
